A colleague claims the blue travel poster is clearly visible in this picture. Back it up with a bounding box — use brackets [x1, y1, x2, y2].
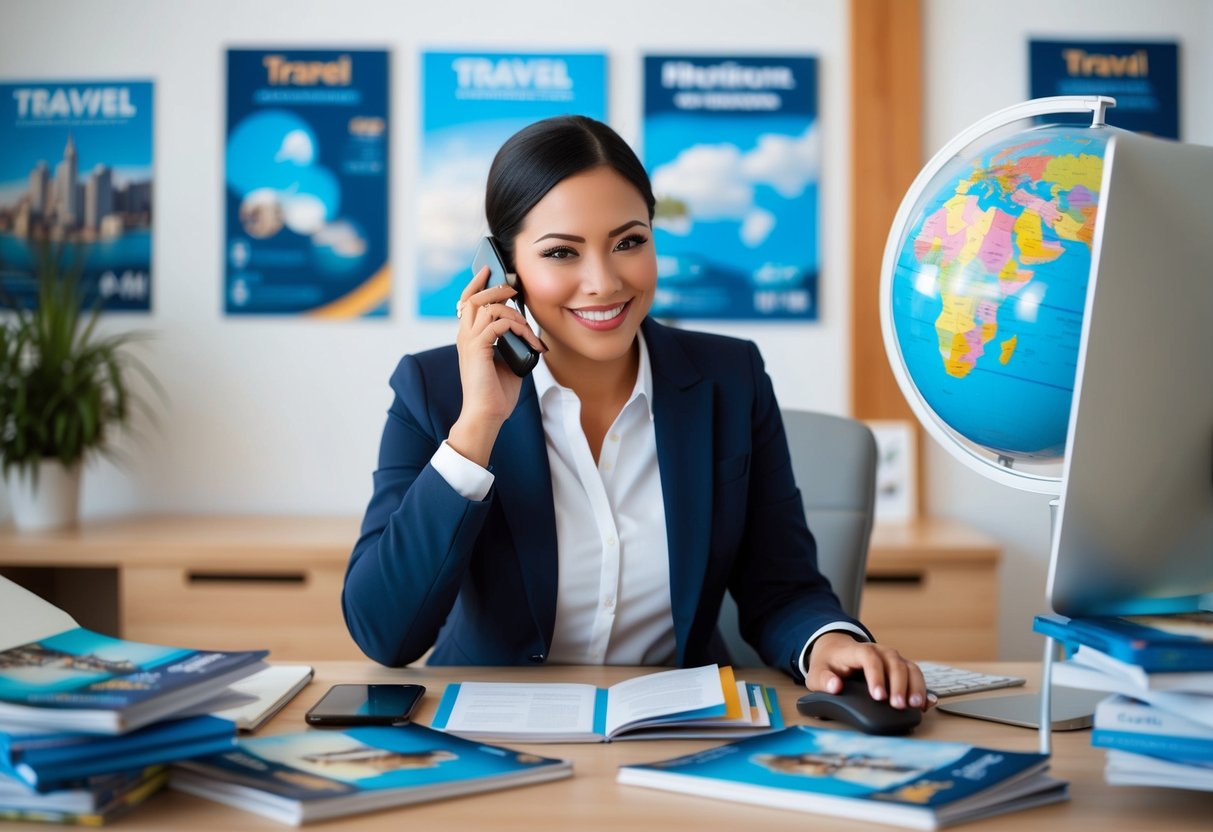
[416, 52, 606, 317]
[644, 56, 819, 320]
[0, 80, 153, 312]
[225, 49, 389, 317]
[1029, 40, 1180, 139]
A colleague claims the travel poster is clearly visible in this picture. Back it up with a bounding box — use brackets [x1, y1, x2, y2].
[0, 80, 153, 312]
[416, 51, 606, 318]
[643, 56, 819, 320]
[1029, 40, 1179, 139]
[225, 49, 389, 317]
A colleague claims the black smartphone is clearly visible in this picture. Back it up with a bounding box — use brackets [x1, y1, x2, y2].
[304, 684, 426, 726]
[470, 236, 540, 377]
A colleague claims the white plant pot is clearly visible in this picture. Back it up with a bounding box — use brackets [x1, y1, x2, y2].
[4, 462, 82, 532]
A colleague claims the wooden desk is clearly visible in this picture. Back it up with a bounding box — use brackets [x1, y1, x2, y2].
[0, 515, 1000, 661]
[4, 663, 1207, 831]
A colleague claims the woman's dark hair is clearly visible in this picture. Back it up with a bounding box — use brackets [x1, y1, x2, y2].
[484, 115, 656, 267]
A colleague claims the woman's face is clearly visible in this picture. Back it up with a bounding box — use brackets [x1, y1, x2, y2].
[511, 166, 657, 367]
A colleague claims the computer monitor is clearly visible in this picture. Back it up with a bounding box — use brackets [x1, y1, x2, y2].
[1046, 129, 1213, 617]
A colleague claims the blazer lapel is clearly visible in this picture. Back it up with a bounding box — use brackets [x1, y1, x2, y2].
[489, 379, 559, 652]
[645, 320, 714, 664]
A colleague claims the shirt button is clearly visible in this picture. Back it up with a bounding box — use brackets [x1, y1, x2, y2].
[605, 597, 615, 609]
[609, 434, 620, 442]
[606, 536, 616, 547]
[602, 462, 612, 471]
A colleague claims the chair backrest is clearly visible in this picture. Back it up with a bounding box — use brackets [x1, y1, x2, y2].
[717, 409, 878, 667]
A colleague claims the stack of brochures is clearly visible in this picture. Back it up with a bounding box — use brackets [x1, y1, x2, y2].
[1034, 612, 1213, 791]
[0, 576, 269, 824]
[432, 664, 782, 742]
[171, 723, 572, 825]
[618, 725, 1067, 829]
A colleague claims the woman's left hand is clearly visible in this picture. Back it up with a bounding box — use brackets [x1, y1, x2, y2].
[805, 632, 933, 711]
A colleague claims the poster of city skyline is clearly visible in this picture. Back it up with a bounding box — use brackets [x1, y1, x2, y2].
[0, 80, 153, 312]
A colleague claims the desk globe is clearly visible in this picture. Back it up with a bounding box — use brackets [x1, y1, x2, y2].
[880, 96, 1118, 495]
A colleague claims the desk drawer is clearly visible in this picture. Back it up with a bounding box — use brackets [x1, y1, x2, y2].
[859, 563, 997, 661]
[121, 565, 363, 660]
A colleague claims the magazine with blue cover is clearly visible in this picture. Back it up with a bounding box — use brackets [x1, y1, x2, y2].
[0, 715, 235, 792]
[170, 723, 572, 825]
[1033, 613, 1213, 672]
[1092, 695, 1213, 765]
[618, 726, 1067, 830]
[0, 577, 266, 735]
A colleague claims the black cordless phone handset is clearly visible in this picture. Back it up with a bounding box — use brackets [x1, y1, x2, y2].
[470, 236, 540, 377]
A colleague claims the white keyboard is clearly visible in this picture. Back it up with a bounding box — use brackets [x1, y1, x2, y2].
[919, 662, 1027, 698]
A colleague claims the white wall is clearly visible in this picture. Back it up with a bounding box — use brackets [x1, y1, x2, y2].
[3, 0, 1210, 660]
[0, 0, 852, 519]
[922, 0, 1213, 657]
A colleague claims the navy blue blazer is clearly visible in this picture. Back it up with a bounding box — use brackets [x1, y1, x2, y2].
[343, 318, 868, 681]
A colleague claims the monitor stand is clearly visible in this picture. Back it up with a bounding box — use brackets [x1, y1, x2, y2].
[935, 501, 1103, 741]
[936, 684, 1103, 730]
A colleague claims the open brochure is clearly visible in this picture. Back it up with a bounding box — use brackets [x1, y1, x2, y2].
[170, 723, 572, 825]
[0, 576, 267, 734]
[618, 725, 1068, 830]
[431, 665, 778, 743]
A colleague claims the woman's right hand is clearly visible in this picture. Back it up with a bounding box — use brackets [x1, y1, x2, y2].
[446, 266, 546, 467]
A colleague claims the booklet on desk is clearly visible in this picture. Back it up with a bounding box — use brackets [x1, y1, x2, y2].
[618, 725, 1067, 830]
[1033, 613, 1213, 672]
[1092, 694, 1213, 765]
[170, 723, 572, 826]
[211, 665, 314, 733]
[0, 765, 168, 825]
[0, 576, 267, 734]
[0, 714, 235, 792]
[431, 664, 771, 743]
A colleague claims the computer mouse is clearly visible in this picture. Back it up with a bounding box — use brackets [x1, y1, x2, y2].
[796, 675, 923, 735]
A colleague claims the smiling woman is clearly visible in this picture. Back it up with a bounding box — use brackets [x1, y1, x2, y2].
[342, 115, 930, 716]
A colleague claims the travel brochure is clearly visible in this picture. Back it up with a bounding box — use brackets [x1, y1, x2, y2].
[171, 723, 572, 825]
[1040, 611, 1213, 795]
[618, 725, 1067, 829]
[0, 577, 266, 735]
[431, 665, 783, 743]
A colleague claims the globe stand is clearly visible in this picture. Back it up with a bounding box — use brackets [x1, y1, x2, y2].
[935, 501, 1104, 754]
[878, 96, 1126, 755]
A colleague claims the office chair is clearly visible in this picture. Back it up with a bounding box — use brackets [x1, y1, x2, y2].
[716, 409, 879, 667]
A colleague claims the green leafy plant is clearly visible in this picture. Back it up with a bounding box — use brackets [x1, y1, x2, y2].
[0, 245, 157, 483]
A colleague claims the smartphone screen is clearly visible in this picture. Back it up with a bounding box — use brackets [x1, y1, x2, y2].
[304, 684, 425, 726]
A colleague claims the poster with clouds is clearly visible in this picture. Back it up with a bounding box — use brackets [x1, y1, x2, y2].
[0, 80, 153, 311]
[225, 49, 389, 318]
[416, 52, 606, 318]
[644, 56, 819, 320]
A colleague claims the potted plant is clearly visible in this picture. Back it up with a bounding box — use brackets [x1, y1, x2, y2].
[0, 245, 155, 531]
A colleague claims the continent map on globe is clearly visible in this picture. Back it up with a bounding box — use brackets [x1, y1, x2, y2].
[889, 126, 1109, 461]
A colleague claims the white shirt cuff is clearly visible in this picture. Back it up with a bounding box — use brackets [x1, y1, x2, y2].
[431, 441, 495, 502]
[797, 622, 871, 678]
